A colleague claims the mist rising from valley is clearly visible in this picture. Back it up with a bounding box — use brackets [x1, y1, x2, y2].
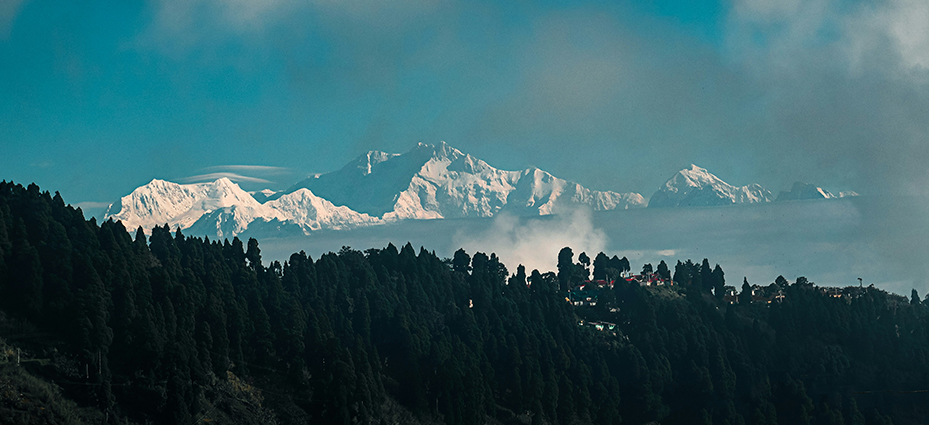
[255, 195, 915, 295]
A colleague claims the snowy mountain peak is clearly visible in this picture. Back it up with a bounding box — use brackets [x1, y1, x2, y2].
[408, 140, 465, 162]
[684, 164, 708, 173]
[650, 165, 772, 208]
[285, 142, 646, 221]
[265, 188, 380, 231]
[665, 164, 726, 192]
[105, 178, 263, 233]
[379, 142, 646, 219]
[108, 178, 384, 239]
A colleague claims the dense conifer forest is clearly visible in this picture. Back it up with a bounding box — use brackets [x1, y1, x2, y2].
[1, 180, 928, 424]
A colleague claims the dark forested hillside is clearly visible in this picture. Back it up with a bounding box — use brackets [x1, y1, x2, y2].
[0, 180, 927, 425]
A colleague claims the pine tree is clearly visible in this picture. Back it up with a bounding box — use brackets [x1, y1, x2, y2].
[656, 260, 671, 281]
[712, 265, 725, 301]
[700, 259, 713, 292]
[673, 260, 689, 285]
[740, 278, 753, 304]
[593, 252, 610, 280]
[453, 248, 471, 274]
[557, 247, 574, 292]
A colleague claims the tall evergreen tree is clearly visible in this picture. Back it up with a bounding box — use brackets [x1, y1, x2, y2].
[593, 252, 610, 280]
[656, 260, 671, 281]
[557, 247, 574, 292]
[712, 265, 725, 301]
[739, 277, 753, 304]
[453, 248, 471, 274]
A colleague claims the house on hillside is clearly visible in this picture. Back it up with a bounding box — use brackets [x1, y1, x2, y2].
[625, 273, 672, 287]
[747, 285, 786, 304]
[578, 320, 617, 333]
[842, 286, 867, 299]
[822, 287, 843, 298]
[727, 284, 786, 305]
[590, 279, 612, 288]
[820, 286, 868, 303]
[773, 290, 785, 303]
[568, 282, 606, 306]
[723, 286, 739, 304]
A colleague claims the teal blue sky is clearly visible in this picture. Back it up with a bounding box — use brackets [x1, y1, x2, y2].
[1, 0, 928, 220]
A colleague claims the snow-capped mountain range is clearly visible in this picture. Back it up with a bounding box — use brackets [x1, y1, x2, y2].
[104, 143, 855, 239]
[103, 178, 379, 239]
[105, 142, 645, 238]
[283, 142, 644, 219]
[647, 165, 855, 208]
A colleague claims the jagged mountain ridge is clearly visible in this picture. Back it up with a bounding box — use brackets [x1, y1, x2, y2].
[648, 165, 857, 208]
[106, 142, 646, 238]
[286, 141, 645, 219]
[104, 178, 266, 233]
[105, 148, 856, 238]
[105, 179, 380, 238]
[648, 164, 773, 208]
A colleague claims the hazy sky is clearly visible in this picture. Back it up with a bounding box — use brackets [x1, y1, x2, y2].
[1, 0, 928, 210]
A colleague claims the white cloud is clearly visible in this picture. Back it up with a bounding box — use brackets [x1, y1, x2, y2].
[200, 165, 291, 174]
[180, 166, 295, 188]
[155, 0, 290, 32]
[218, 0, 291, 28]
[733, 0, 804, 21]
[452, 209, 607, 274]
[180, 172, 274, 184]
[137, 0, 446, 54]
[0, 0, 25, 38]
[726, 0, 837, 73]
[887, 0, 929, 71]
[728, 0, 929, 76]
[74, 201, 111, 209]
[134, 0, 294, 53]
[847, 0, 929, 73]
